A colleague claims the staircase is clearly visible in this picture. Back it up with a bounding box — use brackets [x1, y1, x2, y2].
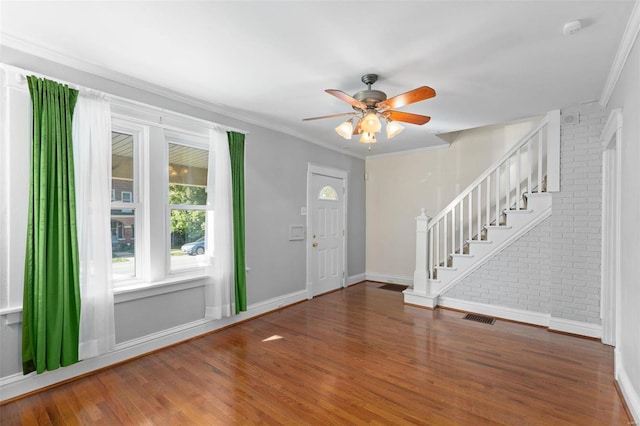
[404, 111, 560, 309]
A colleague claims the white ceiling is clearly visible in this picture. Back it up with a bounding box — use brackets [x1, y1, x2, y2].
[0, 1, 634, 157]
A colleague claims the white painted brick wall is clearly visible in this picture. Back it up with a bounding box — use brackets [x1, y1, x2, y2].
[551, 104, 605, 324]
[444, 217, 552, 312]
[444, 104, 605, 325]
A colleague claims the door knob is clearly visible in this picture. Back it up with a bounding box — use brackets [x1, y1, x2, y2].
[312, 242, 318, 247]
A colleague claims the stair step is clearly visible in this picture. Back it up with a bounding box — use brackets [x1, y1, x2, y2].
[504, 209, 533, 215]
[467, 239, 492, 244]
[451, 254, 473, 258]
[435, 266, 457, 271]
[525, 191, 549, 197]
[485, 225, 512, 231]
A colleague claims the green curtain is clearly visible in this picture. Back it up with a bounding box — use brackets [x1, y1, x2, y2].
[22, 76, 81, 375]
[228, 131, 247, 313]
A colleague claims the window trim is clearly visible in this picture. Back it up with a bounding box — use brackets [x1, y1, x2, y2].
[109, 104, 218, 289]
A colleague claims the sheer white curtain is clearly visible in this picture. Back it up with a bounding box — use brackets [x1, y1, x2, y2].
[205, 127, 234, 318]
[72, 93, 115, 359]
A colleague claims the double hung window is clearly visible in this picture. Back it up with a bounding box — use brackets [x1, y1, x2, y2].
[110, 115, 211, 286]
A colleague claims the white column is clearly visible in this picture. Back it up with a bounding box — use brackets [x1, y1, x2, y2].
[413, 208, 430, 294]
[546, 109, 561, 192]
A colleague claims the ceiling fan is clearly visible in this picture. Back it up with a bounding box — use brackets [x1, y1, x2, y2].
[302, 74, 436, 144]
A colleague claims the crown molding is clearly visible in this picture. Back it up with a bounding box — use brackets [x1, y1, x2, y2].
[600, 1, 640, 108]
[0, 33, 364, 160]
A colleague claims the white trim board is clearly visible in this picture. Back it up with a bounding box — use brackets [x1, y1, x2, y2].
[617, 359, 640, 424]
[437, 297, 603, 340]
[548, 317, 602, 340]
[347, 273, 366, 286]
[365, 273, 413, 286]
[600, 1, 640, 107]
[0, 289, 308, 402]
[438, 297, 550, 327]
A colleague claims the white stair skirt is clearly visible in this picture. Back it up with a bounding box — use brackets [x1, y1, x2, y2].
[406, 192, 552, 304]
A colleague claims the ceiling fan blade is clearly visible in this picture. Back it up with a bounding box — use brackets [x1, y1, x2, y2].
[386, 110, 431, 125]
[302, 112, 357, 121]
[377, 86, 436, 110]
[325, 89, 367, 110]
[352, 118, 362, 135]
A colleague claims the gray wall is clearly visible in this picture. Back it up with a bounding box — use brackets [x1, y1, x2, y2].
[0, 48, 365, 379]
[244, 125, 365, 304]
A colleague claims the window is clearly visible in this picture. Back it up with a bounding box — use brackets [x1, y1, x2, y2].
[111, 130, 137, 280]
[168, 140, 209, 272]
[319, 185, 339, 201]
[108, 112, 212, 287]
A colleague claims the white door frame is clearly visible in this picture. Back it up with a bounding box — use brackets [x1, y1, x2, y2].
[600, 109, 622, 350]
[306, 163, 348, 299]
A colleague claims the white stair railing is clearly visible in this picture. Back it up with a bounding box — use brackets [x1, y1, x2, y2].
[417, 110, 560, 283]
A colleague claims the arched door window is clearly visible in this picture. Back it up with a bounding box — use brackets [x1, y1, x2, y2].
[318, 185, 339, 201]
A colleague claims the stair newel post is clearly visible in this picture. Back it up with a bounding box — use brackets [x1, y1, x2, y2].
[413, 208, 430, 294]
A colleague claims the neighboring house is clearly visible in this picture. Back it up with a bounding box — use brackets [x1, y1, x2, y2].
[0, 10, 639, 424]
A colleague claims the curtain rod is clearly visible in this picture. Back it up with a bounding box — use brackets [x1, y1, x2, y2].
[14, 70, 249, 135]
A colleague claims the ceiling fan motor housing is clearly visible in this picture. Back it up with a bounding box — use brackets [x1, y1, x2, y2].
[353, 74, 387, 110]
[353, 89, 387, 110]
[353, 73, 387, 110]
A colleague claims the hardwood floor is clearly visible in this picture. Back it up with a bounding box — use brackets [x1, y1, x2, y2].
[0, 282, 630, 425]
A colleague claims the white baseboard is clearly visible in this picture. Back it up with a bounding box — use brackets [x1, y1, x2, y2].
[617, 358, 640, 424]
[438, 297, 550, 327]
[403, 289, 438, 309]
[0, 289, 308, 403]
[548, 317, 602, 339]
[365, 272, 413, 286]
[347, 273, 366, 286]
[437, 298, 604, 340]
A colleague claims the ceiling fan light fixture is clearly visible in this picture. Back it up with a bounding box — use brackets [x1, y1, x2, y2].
[386, 120, 404, 139]
[335, 118, 354, 139]
[359, 131, 376, 144]
[361, 111, 382, 133]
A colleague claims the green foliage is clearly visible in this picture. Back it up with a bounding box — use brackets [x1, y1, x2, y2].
[170, 184, 206, 247]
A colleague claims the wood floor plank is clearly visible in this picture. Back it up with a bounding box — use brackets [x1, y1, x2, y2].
[0, 282, 630, 425]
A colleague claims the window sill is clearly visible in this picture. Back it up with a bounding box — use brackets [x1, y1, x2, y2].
[0, 274, 209, 322]
[114, 273, 209, 303]
[0, 307, 22, 325]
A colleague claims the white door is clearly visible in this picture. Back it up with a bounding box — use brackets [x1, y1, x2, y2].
[309, 173, 345, 297]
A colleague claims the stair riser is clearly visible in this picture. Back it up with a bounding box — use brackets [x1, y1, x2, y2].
[448, 256, 476, 270]
[502, 213, 533, 228]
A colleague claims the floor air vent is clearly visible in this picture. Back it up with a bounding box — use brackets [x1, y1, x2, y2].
[462, 313, 496, 325]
